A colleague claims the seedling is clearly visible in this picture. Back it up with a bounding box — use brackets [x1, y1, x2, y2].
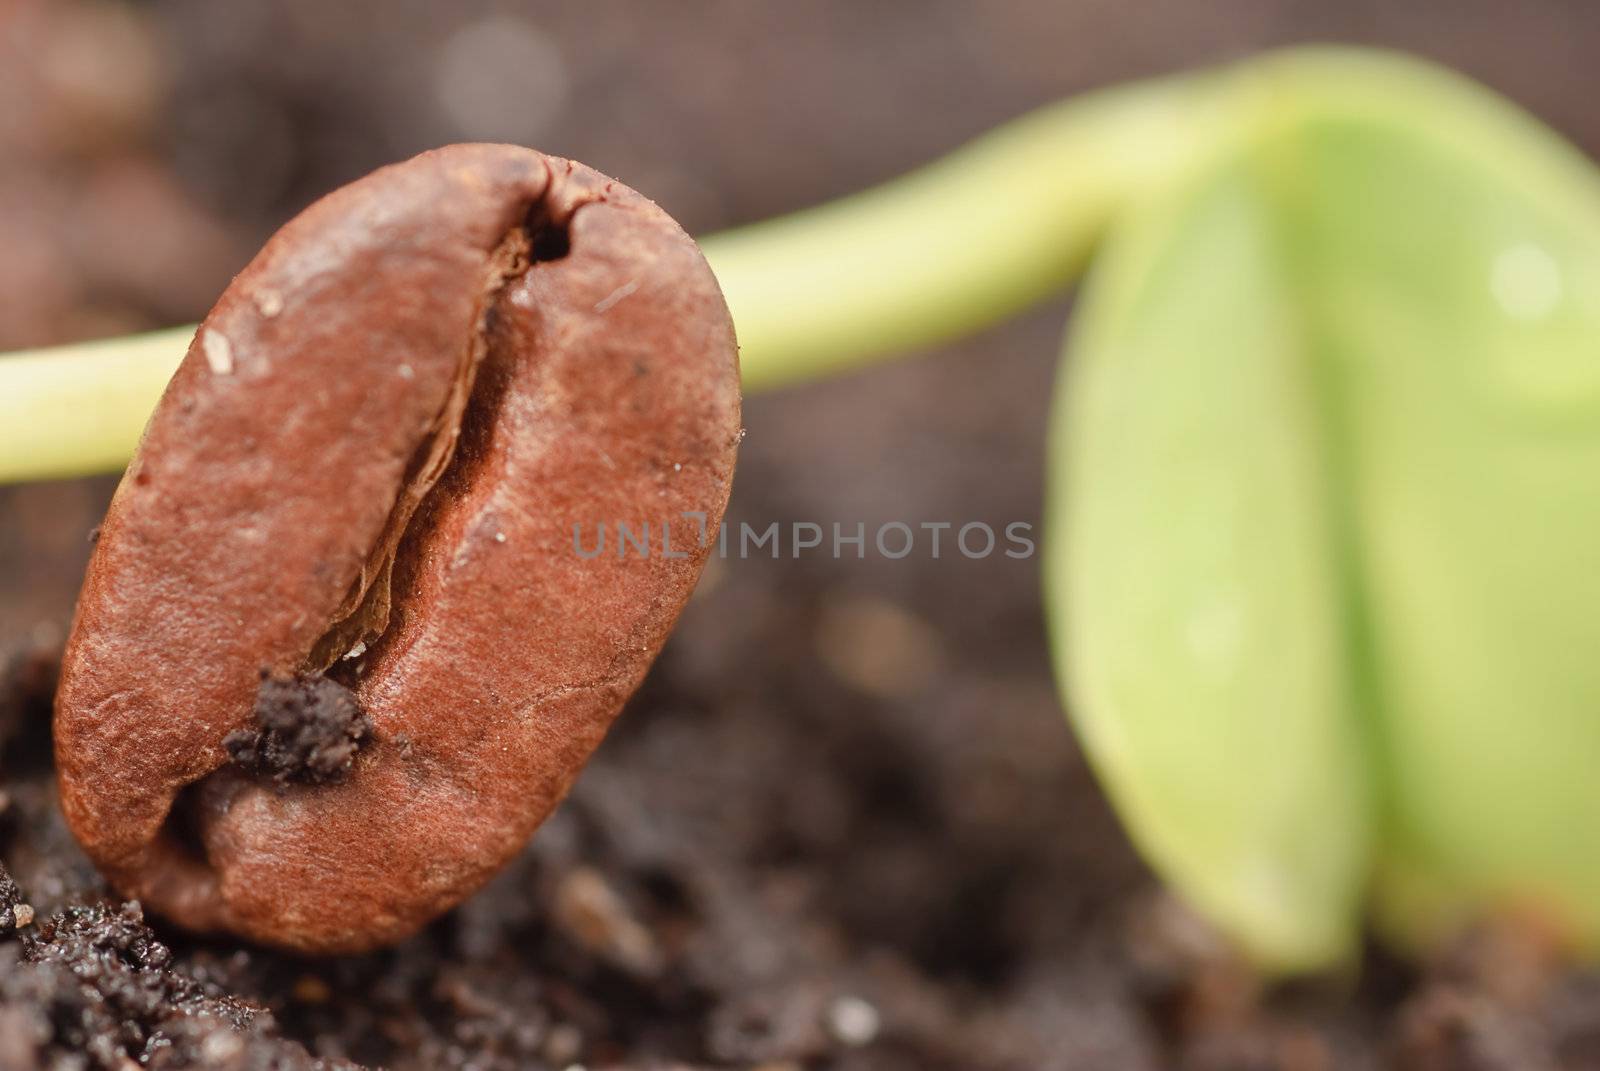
[6, 48, 1600, 972]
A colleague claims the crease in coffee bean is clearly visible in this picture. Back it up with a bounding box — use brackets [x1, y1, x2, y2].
[303, 226, 527, 673]
[225, 179, 604, 797]
[304, 190, 590, 677]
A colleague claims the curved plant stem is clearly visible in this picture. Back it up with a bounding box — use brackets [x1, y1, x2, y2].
[707, 74, 1218, 390]
[0, 71, 1216, 484]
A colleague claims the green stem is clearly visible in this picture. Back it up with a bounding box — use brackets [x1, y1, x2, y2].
[0, 71, 1214, 484]
[0, 328, 200, 484]
[706, 73, 1217, 390]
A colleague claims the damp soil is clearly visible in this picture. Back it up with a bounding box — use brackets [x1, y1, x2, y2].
[10, 594, 1600, 1070]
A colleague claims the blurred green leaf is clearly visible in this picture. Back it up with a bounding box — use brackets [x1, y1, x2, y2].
[1047, 50, 1600, 970]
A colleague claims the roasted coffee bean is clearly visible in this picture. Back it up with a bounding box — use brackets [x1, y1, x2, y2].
[54, 145, 741, 953]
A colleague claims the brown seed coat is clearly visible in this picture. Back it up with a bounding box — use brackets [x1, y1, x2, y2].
[54, 144, 741, 953]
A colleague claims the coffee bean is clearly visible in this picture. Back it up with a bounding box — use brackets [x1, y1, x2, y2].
[54, 145, 741, 953]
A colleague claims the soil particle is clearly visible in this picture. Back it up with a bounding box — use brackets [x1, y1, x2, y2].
[551, 865, 665, 978]
[223, 672, 372, 786]
[1126, 890, 1261, 1042]
[1385, 922, 1568, 1071]
[0, 859, 31, 933]
[1180, 1026, 1334, 1071]
[0, 897, 343, 1070]
[1390, 987, 1553, 1071]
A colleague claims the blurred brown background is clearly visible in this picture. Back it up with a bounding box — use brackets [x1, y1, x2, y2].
[7, 0, 1600, 638]
[7, 0, 1600, 636]
[5, 3, 1600, 1068]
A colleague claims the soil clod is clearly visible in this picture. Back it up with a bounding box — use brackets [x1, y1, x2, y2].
[0, 861, 31, 934]
[223, 671, 372, 786]
[0, 892, 342, 1070]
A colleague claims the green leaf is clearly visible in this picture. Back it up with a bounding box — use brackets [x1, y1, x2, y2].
[1046, 49, 1600, 970]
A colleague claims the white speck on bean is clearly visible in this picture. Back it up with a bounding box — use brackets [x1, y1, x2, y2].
[202, 329, 234, 375]
[254, 289, 285, 318]
[593, 279, 639, 313]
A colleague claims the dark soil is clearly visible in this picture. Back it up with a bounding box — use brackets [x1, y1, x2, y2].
[11, 586, 1600, 1071]
[10, 2, 1600, 1069]
[223, 673, 373, 787]
[0, 860, 26, 935]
